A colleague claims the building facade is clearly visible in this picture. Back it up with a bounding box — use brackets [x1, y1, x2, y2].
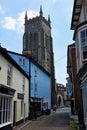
[71, 0, 87, 129]
[56, 83, 66, 107]
[67, 43, 79, 115]
[22, 6, 56, 107]
[7, 50, 51, 116]
[0, 46, 29, 130]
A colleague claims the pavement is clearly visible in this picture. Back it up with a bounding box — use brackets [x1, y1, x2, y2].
[13, 107, 71, 130]
[13, 115, 49, 130]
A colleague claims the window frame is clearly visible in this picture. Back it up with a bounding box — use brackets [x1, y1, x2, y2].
[0, 94, 12, 128]
[80, 29, 87, 49]
[80, 28, 87, 61]
[22, 77, 25, 94]
[7, 64, 12, 86]
[19, 58, 25, 66]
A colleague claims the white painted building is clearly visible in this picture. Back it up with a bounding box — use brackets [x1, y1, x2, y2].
[0, 46, 29, 130]
[71, 0, 87, 129]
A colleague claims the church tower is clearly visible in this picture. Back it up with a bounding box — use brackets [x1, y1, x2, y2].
[23, 6, 56, 107]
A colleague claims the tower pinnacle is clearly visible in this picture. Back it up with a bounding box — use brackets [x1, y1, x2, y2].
[39, 5, 43, 17]
[48, 14, 51, 23]
[25, 11, 28, 20]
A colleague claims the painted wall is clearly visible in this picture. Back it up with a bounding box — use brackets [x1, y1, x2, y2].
[0, 54, 7, 85]
[31, 62, 51, 109]
[0, 53, 29, 124]
[8, 52, 51, 109]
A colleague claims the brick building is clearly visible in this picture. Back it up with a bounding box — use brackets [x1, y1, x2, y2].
[67, 43, 79, 114]
[56, 83, 66, 107]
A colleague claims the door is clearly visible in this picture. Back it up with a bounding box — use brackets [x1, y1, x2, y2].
[24, 103, 26, 122]
[13, 101, 16, 126]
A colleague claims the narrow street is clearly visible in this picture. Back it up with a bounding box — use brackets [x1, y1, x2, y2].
[14, 107, 70, 130]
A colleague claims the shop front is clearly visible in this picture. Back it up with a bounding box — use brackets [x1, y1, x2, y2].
[0, 84, 15, 130]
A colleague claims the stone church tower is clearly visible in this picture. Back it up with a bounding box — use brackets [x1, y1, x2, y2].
[22, 6, 56, 107]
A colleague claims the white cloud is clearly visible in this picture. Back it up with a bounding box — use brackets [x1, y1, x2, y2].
[2, 17, 16, 30]
[16, 10, 39, 33]
[1, 10, 39, 33]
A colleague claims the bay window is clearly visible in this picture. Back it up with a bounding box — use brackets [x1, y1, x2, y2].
[80, 29, 87, 61]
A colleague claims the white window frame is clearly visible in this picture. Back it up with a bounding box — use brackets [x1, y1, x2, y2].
[7, 64, 12, 86]
[80, 28, 87, 57]
[0, 93, 12, 128]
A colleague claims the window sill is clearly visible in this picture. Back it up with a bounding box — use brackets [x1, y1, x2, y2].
[0, 122, 11, 128]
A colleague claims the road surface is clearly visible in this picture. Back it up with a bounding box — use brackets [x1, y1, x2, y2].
[14, 107, 70, 130]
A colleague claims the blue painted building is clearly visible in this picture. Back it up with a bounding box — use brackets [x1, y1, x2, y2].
[7, 51, 51, 114]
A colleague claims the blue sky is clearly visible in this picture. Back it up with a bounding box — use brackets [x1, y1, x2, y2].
[0, 0, 74, 85]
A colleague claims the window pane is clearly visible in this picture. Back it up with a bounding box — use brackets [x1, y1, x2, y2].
[7, 76, 11, 85]
[82, 46, 87, 52]
[0, 97, 2, 110]
[3, 98, 5, 123]
[7, 64, 12, 85]
[8, 99, 10, 122]
[86, 29, 87, 36]
[81, 30, 85, 38]
[81, 38, 86, 46]
[0, 96, 11, 125]
[8, 111, 10, 122]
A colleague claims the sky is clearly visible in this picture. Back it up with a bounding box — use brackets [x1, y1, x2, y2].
[0, 0, 74, 86]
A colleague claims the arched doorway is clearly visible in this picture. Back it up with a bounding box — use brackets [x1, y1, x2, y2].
[57, 94, 63, 107]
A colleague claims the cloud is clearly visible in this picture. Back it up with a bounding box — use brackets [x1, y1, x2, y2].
[16, 10, 39, 33]
[1, 10, 39, 33]
[2, 17, 16, 30]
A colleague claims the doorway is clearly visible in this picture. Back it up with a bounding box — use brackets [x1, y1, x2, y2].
[13, 101, 17, 126]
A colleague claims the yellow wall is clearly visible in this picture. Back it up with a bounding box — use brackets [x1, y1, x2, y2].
[0, 54, 7, 84]
[0, 53, 29, 123]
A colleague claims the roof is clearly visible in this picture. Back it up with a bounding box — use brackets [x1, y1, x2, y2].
[7, 50, 51, 77]
[71, 0, 82, 30]
[0, 46, 29, 79]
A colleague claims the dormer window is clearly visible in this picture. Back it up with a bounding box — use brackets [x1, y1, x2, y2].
[19, 58, 25, 66]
